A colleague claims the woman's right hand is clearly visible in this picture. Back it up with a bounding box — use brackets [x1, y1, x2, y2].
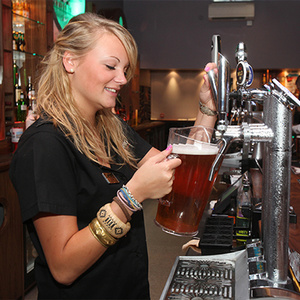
[126, 146, 181, 202]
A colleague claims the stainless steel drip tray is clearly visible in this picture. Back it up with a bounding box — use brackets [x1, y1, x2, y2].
[160, 250, 249, 300]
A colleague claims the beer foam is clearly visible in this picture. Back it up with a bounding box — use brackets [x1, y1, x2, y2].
[172, 143, 218, 155]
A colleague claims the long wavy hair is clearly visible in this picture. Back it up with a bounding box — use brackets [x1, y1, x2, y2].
[37, 13, 138, 168]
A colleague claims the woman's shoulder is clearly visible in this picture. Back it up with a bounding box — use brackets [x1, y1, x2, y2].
[20, 118, 65, 144]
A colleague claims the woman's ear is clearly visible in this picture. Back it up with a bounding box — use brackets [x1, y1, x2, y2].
[63, 51, 75, 74]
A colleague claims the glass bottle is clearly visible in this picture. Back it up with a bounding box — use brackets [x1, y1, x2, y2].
[13, 60, 18, 86]
[235, 172, 252, 243]
[17, 91, 27, 122]
[15, 72, 22, 106]
[26, 75, 33, 104]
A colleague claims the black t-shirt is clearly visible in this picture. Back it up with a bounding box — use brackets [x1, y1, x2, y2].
[9, 118, 152, 299]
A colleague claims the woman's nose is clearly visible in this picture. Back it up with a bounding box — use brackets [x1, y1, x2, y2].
[115, 70, 127, 85]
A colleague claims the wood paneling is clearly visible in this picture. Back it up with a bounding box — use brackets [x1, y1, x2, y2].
[0, 154, 24, 300]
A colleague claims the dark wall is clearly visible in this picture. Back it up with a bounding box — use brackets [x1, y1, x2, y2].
[123, 0, 300, 70]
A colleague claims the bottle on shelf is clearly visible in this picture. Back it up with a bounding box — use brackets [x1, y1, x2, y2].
[26, 89, 37, 129]
[235, 172, 252, 243]
[17, 32, 25, 52]
[12, 31, 19, 50]
[13, 60, 18, 86]
[21, 32, 26, 52]
[26, 75, 33, 104]
[12, 0, 22, 15]
[22, 0, 30, 19]
[17, 91, 27, 122]
[15, 72, 22, 106]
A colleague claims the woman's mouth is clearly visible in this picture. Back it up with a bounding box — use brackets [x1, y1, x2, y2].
[105, 87, 118, 94]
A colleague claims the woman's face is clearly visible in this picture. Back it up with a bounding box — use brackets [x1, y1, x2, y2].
[68, 32, 129, 122]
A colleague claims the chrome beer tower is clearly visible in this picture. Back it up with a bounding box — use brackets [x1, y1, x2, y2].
[207, 35, 300, 289]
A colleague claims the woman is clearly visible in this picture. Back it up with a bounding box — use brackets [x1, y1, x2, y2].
[10, 13, 217, 299]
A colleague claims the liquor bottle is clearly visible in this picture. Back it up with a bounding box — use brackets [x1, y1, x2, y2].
[25, 89, 37, 129]
[14, 0, 22, 15]
[235, 172, 251, 243]
[15, 72, 22, 106]
[30, 89, 37, 113]
[17, 91, 27, 122]
[12, 31, 18, 50]
[26, 76, 33, 104]
[22, 0, 30, 18]
[18, 32, 25, 52]
[13, 60, 18, 86]
[17, 31, 22, 51]
[21, 32, 26, 52]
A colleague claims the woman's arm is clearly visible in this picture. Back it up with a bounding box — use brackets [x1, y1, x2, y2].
[194, 63, 218, 129]
[33, 146, 180, 286]
[33, 213, 106, 285]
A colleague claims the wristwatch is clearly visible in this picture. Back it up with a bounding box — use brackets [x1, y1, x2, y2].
[199, 101, 218, 116]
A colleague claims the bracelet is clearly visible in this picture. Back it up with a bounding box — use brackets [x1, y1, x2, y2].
[89, 218, 118, 248]
[121, 185, 143, 210]
[97, 203, 131, 238]
[113, 196, 132, 222]
[199, 101, 217, 116]
[117, 190, 138, 212]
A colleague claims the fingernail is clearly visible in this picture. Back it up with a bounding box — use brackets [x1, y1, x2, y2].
[166, 144, 172, 151]
[205, 66, 210, 72]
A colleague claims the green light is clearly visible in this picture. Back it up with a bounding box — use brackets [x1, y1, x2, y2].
[54, 0, 85, 30]
[119, 16, 123, 27]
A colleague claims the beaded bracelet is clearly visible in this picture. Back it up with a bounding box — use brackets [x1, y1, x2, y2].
[113, 196, 132, 222]
[89, 218, 118, 248]
[117, 190, 137, 212]
[97, 203, 131, 239]
[120, 185, 143, 211]
[199, 101, 217, 116]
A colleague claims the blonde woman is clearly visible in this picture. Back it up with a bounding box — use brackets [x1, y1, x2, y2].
[10, 13, 217, 299]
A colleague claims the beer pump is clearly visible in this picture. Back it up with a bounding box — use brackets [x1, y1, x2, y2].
[207, 34, 300, 291]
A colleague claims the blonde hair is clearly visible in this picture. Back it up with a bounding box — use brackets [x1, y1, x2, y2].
[37, 13, 138, 168]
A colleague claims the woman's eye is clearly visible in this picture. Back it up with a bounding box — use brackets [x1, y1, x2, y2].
[106, 65, 115, 70]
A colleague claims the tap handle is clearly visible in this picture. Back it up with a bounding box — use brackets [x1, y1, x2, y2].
[235, 42, 247, 63]
[208, 136, 233, 181]
[207, 35, 221, 119]
[271, 78, 300, 108]
[217, 54, 231, 132]
[211, 35, 221, 64]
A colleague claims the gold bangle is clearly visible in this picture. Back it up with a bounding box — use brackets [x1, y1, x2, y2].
[89, 218, 118, 248]
[97, 203, 131, 239]
[199, 101, 217, 116]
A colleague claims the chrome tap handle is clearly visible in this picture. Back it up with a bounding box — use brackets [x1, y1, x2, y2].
[207, 35, 221, 114]
[207, 69, 218, 109]
[208, 135, 233, 181]
[271, 78, 300, 109]
[211, 34, 221, 64]
[217, 53, 230, 133]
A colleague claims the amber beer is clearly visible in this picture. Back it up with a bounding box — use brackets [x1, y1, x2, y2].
[155, 143, 219, 236]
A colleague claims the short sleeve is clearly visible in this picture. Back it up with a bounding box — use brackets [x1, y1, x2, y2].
[10, 129, 79, 222]
[122, 121, 153, 162]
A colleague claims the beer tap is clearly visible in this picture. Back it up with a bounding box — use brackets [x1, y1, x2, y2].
[206, 34, 300, 291]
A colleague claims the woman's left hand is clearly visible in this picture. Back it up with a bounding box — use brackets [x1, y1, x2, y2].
[199, 62, 218, 111]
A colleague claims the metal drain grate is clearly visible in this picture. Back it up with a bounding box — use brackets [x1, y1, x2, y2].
[163, 258, 235, 299]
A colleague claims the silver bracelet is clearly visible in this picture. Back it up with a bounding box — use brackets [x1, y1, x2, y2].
[199, 101, 217, 116]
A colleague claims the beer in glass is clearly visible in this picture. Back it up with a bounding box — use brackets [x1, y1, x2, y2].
[155, 126, 220, 236]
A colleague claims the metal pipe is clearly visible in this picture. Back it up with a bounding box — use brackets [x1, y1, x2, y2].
[262, 92, 292, 285]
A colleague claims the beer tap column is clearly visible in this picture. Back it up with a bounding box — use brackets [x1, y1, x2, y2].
[262, 79, 300, 285]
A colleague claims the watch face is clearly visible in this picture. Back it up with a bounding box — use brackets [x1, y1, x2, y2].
[54, 0, 86, 30]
